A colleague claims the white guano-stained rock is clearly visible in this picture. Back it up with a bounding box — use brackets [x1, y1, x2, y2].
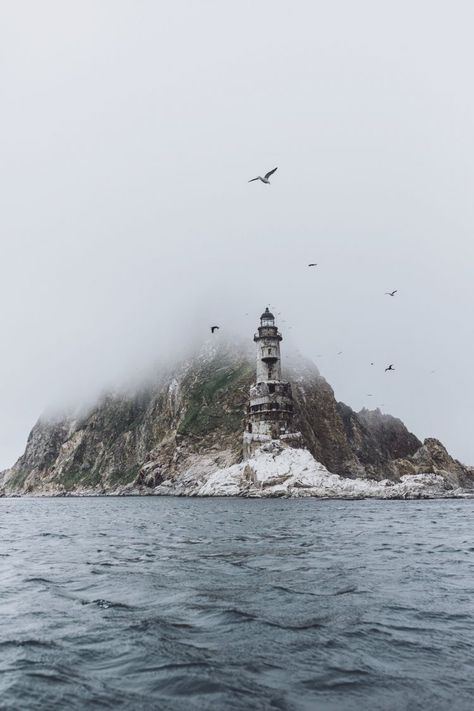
[147, 442, 464, 499]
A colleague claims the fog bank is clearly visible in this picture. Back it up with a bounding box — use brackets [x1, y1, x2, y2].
[1, 1, 473, 468]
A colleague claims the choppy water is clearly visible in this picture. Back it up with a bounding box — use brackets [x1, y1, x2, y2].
[1, 498, 474, 710]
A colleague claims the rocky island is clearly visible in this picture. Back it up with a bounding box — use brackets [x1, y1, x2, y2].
[1, 309, 472, 498]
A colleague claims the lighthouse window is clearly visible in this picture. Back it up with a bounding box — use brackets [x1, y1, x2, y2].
[268, 384, 275, 393]
[267, 348, 271, 355]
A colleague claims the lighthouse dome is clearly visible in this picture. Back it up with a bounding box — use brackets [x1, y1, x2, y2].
[260, 307, 275, 321]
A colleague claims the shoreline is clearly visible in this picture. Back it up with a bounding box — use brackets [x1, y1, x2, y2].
[2, 490, 474, 501]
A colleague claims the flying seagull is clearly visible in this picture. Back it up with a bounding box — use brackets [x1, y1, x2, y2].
[211, 326, 220, 334]
[308, 263, 317, 267]
[385, 364, 395, 371]
[385, 290, 398, 297]
[337, 351, 343, 355]
[248, 167, 278, 184]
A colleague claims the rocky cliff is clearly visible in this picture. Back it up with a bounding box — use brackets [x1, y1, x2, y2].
[0, 341, 472, 497]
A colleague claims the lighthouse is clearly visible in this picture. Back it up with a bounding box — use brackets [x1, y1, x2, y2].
[255, 307, 282, 383]
[243, 308, 301, 458]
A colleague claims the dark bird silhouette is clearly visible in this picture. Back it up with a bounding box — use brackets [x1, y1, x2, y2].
[308, 263, 317, 267]
[370, 362, 375, 366]
[385, 290, 398, 297]
[385, 364, 395, 371]
[248, 167, 278, 184]
[337, 351, 343, 355]
[211, 326, 220, 334]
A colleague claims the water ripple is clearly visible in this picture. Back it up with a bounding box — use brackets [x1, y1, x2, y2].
[1, 497, 474, 710]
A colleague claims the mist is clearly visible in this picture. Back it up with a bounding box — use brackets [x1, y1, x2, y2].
[1, 0, 473, 469]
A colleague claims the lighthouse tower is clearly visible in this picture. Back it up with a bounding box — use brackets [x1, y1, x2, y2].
[243, 308, 301, 458]
[255, 307, 282, 383]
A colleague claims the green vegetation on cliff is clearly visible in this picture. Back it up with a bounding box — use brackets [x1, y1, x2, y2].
[178, 362, 252, 437]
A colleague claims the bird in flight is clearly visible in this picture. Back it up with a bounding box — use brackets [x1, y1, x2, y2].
[248, 167, 278, 184]
[211, 326, 220, 334]
[367, 394, 373, 397]
[337, 351, 343, 355]
[308, 263, 317, 267]
[385, 290, 398, 297]
[385, 364, 395, 371]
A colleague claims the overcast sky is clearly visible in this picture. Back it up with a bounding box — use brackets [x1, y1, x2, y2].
[1, 1, 473, 469]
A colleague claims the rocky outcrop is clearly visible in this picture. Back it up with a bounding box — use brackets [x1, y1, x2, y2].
[290, 370, 421, 480]
[159, 441, 464, 499]
[393, 438, 472, 490]
[0, 340, 472, 497]
[0, 342, 254, 496]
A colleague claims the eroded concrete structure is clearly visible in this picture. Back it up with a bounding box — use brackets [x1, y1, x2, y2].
[243, 308, 301, 458]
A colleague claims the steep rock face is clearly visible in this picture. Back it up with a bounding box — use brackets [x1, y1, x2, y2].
[0, 341, 471, 496]
[286, 361, 420, 480]
[1, 343, 254, 495]
[336, 405, 421, 480]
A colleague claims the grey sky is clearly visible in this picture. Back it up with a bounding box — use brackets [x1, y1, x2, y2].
[1, 1, 473, 469]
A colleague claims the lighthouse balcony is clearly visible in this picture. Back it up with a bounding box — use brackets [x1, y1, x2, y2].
[254, 329, 282, 341]
[249, 402, 294, 415]
[261, 355, 278, 364]
[249, 411, 294, 420]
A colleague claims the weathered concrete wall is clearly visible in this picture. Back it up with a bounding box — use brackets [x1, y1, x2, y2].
[255, 335, 282, 382]
[244, 315, 301, 458]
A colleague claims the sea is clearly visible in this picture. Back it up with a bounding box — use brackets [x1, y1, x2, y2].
[1, 497, 474, 710]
